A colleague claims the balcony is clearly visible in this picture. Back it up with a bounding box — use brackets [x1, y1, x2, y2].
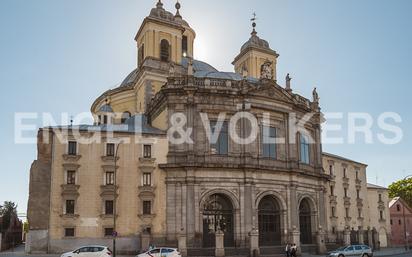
[356, 198, 364, 207]
[329, 195, 337, 204]
[343, 177, 349, 184]
[61, 184, 80, 197]
[355, 178, 362, 185]
[344, 197, 351, 206]
[100, 185, 118, 197]
[101, 155, 119, 162]
[138, 185, 156, 199]
[63, 154, 82, 162]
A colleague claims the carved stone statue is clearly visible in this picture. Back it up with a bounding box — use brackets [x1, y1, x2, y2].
[286, 73, 292, 91]
[312, 87, 319, 103]
[260, 61, 273, 80]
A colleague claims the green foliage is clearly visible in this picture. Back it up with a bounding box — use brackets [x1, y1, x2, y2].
[388, 177, 412, 207]
[0, 201, 18, 231]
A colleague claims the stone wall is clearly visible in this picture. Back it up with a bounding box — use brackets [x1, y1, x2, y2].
[26, 129, 53, 253]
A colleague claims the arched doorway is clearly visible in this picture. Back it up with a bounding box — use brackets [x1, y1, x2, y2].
[299, 198, 312, 244]
[202, 194, 234, 247]
[258, 195, 281, 246]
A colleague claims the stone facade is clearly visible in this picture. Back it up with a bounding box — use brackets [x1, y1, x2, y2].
[26, 1, 391, 254]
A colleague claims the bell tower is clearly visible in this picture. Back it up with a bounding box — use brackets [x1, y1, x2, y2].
[135, 0, 196, 67]
[232, 14, 279, 80]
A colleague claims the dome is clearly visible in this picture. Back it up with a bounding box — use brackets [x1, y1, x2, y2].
[119, 68, 138, 87]
[181, 57, 258, 82]
[98, 104, 113, 113]
[241, 34, 271, 52]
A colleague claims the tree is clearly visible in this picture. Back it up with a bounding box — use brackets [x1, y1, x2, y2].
[0, 201, 18, 231]
[388, 177, 412, 208]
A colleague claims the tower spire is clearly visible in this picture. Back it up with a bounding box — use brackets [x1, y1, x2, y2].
[251, 12, 257, 35]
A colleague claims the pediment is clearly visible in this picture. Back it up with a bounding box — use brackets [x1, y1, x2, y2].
[247, 80, 295, 104]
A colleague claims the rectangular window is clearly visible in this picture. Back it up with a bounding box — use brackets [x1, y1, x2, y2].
[66, 200, 75, 214]
[143, 201, 151, 215]
[390, 219, 393, 225]
[358, 209, 362, 218]
[67, 170, 76, 185]
[356, 170, 359, 179]
[329, 165, 333, 175]
[331, 207, 335, 217]
[345, 208, 349, 218]
[397, 204, 401, 212]
[143, 145, 152, 158]
[399, 219, 402, 225]
[330, 186, 334, 196]
[343, 168, 347, 178]
[106, 143, 115, 157]
[106, 172, 115, 185]
[182, 35, 188, 56]
[379, 194, 382, 202]
[380, 211, 384, 220]
[104, 228, 114, 237]
[64, 228, 75, 237]
[68, 141, 77, 155]
[299, 134, 310, 164]
[357, 189, 360, 199]
[262, 126, 277, 158]
[344, 188, 348, 197]
[105, 200, 114, 215]
[211, 121, 228, 155]
[143, 173, 152, 186]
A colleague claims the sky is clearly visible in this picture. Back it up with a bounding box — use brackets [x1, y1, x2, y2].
[0, 0, 411, 216]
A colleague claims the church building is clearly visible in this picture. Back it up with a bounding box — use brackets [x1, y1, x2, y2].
[26, 1, 390, 255]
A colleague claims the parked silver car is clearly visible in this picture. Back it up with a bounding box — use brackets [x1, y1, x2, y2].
[328, 245, 373, 257]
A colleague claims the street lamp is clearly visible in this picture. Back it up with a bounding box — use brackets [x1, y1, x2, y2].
[401, 174, 412, 250]
[113, 141, 122, 257]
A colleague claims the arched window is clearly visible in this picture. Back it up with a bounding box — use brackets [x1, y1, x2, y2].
[138, 44, 145, 66]
[182, 35, 188, 57]
[121, 111, 131, 123]
[160, 39, 170, 62]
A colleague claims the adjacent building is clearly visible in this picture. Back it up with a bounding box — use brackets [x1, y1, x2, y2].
[389, 197, 412, 247]
[26, 1, 391, 255]
[322, 153, 391, 248]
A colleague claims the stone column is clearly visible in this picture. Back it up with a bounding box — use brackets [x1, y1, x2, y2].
[289, 184, 298, 229]
[291, 227, 301, 256]
[344, 228, 351, 246]
[249, 228, 260, 257]
[244, 181, 253, 239]
[367, 228, 373, 249]
[358, 228, 364, 245]
[318, 187, 327, 230]
[141, 232, 151, 252]
[316, 227, 327, 254]
[215, 230, 225, 257]
[186, 169, 195, 245]
[178, 230, 187, 257]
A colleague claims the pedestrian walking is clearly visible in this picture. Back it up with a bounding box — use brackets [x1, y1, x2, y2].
[285, 243, 291, 257]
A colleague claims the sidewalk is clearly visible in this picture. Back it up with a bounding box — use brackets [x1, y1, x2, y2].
[301, 247, 412, 257]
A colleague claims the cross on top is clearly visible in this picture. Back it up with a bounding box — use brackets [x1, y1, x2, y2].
[251, 12, 257, 22]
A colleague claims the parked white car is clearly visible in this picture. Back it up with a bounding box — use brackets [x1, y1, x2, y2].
[136, 248, 181, 257]
[61, 245, 112, 257]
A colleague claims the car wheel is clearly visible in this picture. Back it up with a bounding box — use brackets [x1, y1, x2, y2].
[362, 254, 368, 257]
[338, 255, 344, 257]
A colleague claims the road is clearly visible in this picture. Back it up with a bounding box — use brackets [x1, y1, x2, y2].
[1, 245, 411, 257]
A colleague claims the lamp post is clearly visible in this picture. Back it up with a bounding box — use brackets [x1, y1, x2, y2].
[401, 174, 412, 250]
[113, 142, 122, 257]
